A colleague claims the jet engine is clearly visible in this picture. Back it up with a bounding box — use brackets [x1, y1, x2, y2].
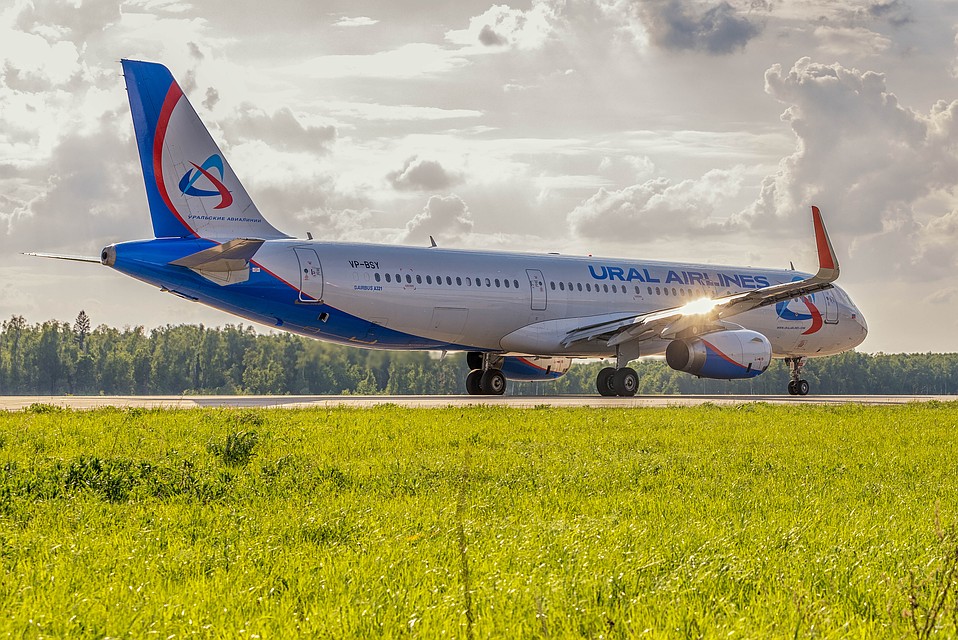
[665, 330, 771, 380]
[500, 356, 572, 381]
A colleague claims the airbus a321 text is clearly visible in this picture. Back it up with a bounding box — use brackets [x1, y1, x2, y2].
[30, 60, 868, 397]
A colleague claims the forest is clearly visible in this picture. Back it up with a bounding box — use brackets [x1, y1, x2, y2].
[1, 312, 956, 396]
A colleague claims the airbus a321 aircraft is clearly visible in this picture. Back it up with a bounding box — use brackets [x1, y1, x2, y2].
[33, 60, 868, 397]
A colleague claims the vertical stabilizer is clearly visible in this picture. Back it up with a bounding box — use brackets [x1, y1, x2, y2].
[121, 59, 288, 240]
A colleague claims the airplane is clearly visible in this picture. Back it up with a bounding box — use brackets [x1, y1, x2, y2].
[30, 60, 868, 397]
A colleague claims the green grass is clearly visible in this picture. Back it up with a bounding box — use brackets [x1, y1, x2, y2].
[1, 403, 957, 638]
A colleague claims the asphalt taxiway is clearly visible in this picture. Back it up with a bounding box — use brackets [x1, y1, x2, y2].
[0, 394, 954, 410]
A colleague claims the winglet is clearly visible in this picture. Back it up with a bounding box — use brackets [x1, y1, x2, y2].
[811, 206, 839, 282]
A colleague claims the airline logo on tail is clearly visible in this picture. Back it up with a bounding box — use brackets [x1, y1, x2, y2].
[178, 154, 233, 209]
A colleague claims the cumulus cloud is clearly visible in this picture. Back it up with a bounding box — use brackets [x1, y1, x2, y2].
[639, 1, 763, 55]
[403, 194, 474, 244]
[734, 57, 958, 281]
[446, 2, 558, 50]
[387, 156, 461, 191]
[220, 104, 336, 153]
[568, 167, 746, 239]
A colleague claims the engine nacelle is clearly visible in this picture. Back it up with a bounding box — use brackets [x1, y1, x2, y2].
[500, 356, 572, 382]
[665, 330, 771, 380]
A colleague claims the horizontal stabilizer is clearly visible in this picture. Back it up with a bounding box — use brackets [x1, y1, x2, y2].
[24, 252, 101, 264]
[169, 238, 264, 285]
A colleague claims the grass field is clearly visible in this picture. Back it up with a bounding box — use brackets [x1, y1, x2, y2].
[1, 403, 957, 638]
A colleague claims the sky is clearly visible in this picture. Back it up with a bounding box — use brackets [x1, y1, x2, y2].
[1, 0, 957, 353]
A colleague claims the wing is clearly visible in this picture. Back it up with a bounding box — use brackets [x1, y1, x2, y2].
[561, 206, 839, 349]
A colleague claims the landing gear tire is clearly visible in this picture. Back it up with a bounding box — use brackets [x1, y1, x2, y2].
[465, 369, 483, 395]
[480, 369, 507, 395]
[596, 367, 617, 396]
[613, 368, 638, 397]
[785, 357, 809, 396]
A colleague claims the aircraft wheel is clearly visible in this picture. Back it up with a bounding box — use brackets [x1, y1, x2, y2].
[465, 369, 483, 395]
[596, 367, 616, 396]
[787, 380, 798, 396]
[797, 379, 810, 396]
[480, 369, 507, 395]
[613, 368, 638, 397]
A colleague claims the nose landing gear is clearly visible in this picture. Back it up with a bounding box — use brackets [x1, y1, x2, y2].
[786, 357, 809, 396]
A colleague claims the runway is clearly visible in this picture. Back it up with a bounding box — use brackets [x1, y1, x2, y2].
[0, 394, 954, 410]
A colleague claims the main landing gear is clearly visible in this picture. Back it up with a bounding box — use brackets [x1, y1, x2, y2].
[786, 357, 809, 396]
[595, 343, 640, 397]
[596, 367, 638, 397]
[465, 352, 507, 396]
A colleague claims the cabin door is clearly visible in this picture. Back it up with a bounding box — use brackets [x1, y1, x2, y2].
[526, 269, 547, 311]
[823, 291, 839, 324]
[294, 248, 324, 303]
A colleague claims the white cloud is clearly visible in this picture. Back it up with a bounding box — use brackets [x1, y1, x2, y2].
[568, 167, 746, 240]
[445, 2, 558, 51]
[813, 25, 892, 58]
[403, 194, 474, 244]
[289, 43, 472, 79]
[387, 156, 462, 191]
[333, 16, 379, 28]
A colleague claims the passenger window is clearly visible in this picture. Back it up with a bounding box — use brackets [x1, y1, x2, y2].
[634, 286, 640, 294]
[672, 288, 677, 296]
[603, 284, 609, 293]
[446, 276, 452, 285]
[550, 282, 556, 290]
[504, 279, 510, 288]
[416, 275, 422, 284]
[406, 274, 412, 284]
[586, 283, 591, 292]
[648, 287, 653, 295]
[655, 287, 660, 295]
[664, 288, 669, 296]
[576, 282, 582, 291]
[456, 276, 462, 286]
[559, 282, 565, 291]
[466, 277, 472, 286]
[514, 280, 519, 288]
[426, 275, 432, 284]
[495, 279, 501, 287]
[385, 273, 391, 283]
[375, 273, 381, 282]
[476, 278, 481, 287]
[485, 278, 491, 287]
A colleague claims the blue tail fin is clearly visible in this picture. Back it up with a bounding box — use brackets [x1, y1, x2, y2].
[121, 59, 287, 240]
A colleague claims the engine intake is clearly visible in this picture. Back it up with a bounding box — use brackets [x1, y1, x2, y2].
[666, 330, 771, 380]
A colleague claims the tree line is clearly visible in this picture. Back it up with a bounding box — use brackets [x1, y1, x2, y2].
[1, 312, 955, 396]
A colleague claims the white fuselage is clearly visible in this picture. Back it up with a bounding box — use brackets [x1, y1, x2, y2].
[242, 241, 868, 358]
